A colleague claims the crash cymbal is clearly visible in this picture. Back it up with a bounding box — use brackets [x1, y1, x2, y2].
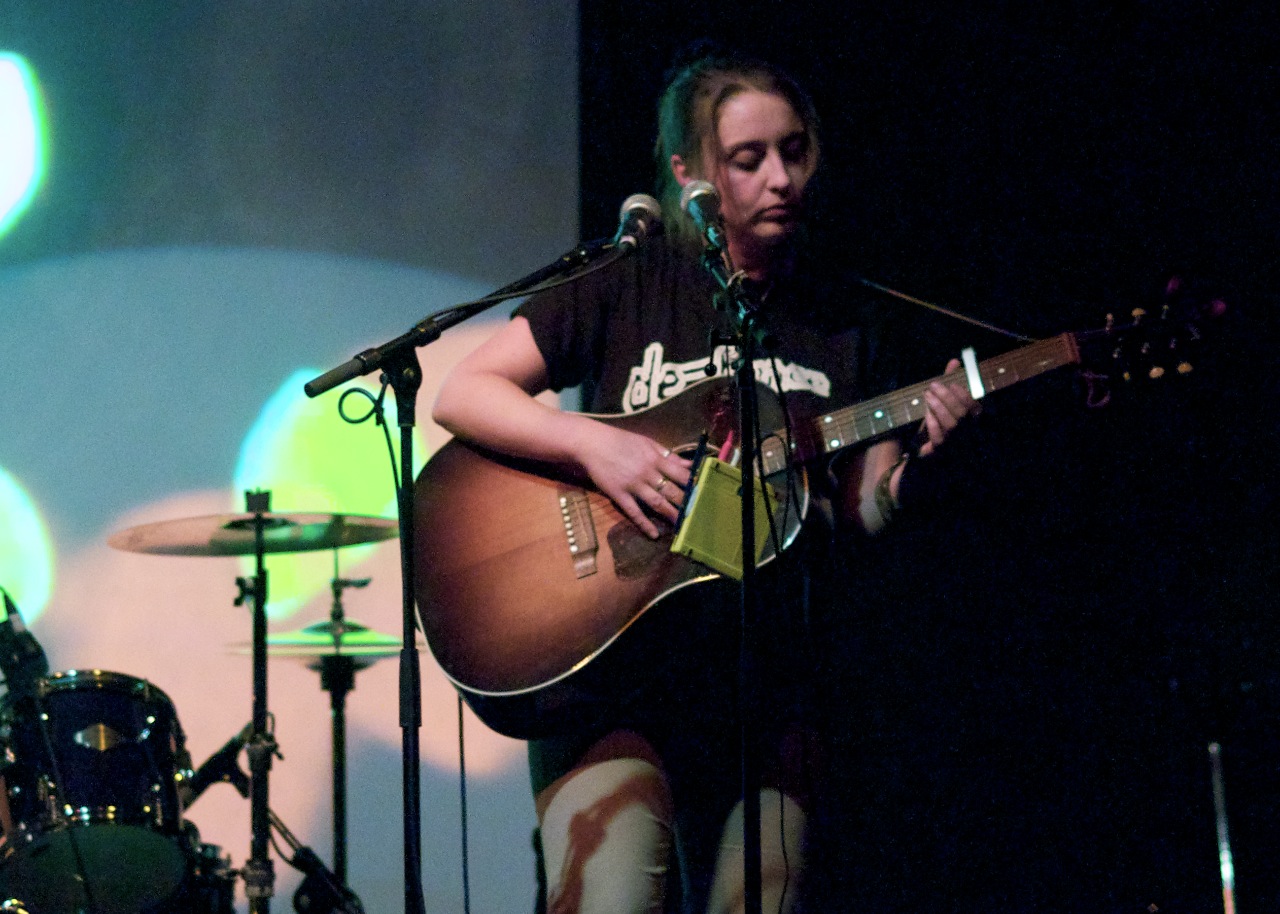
[107, 512, 398, 556]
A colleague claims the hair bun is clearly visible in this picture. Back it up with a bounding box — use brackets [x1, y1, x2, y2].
[661, 38, 737, 87]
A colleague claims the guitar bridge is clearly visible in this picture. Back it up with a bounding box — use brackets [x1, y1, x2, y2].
[559, 489, 598, 578]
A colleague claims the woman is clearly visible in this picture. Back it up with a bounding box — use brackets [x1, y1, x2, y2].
[433, 49, 978, 914]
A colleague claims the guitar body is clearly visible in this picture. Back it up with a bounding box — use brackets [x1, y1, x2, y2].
[412, 377, 807, 738]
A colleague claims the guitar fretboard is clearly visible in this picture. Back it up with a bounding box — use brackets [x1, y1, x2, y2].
[759, 333, 1081, 472]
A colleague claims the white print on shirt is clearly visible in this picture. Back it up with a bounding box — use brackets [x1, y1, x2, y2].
[622, 342, 831, 414]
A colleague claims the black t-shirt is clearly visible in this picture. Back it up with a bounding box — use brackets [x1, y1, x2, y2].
[517, 236, 901, 762]
[519, 236, 892, 424]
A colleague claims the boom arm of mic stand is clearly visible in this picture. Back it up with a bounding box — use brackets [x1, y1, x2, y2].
[303, 238, 618, 399]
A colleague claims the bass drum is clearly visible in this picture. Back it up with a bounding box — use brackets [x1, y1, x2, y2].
[153, 839, 237, 914]
[0, 669, 194, 914]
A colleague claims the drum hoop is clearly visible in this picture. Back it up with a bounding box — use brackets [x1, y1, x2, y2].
[35, 669, 177, 711]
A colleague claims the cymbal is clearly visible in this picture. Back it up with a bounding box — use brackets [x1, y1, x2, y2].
[269, 620, 402, 657]
[107, 512, 398, 556]
[232, 620, 409, 663]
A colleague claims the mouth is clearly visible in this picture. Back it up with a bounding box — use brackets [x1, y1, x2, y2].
[756, 206, 800, 223]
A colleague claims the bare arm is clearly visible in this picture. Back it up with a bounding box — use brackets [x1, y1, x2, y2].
[432, 316, 691, 538]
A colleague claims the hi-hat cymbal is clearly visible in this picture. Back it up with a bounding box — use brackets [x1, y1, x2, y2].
[107, 512, 398, 556]
[232, 619, 408, 666]
[266, 620, 403, 657]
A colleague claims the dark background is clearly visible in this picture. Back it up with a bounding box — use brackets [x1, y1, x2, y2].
[579, 3, 1278, 912]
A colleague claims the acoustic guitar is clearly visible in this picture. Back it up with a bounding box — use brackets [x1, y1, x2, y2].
[413, 302, 1211, 738]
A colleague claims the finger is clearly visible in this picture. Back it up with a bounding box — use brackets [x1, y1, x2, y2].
[921, 402, 943, 451]
[656, 476, 685, 510]
[933, 379, 977, 421]
[656, 447, 693, 476]
[618, 492, 661, 539]
[924, 388, 960, 432]
[938, 359, 979, 412]
[658, 461, 692, 490]
[641, 483, 681, 526]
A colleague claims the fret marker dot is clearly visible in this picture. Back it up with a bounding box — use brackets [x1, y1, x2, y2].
[874, 410, 885, 419]
[829, 438, 841, 449]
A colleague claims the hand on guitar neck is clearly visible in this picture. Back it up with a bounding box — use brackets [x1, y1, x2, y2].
[917, 357, 982, 458]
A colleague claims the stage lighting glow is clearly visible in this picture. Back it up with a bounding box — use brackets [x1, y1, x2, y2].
[233, 369, 427, 618]
[0, 465, 55, 624]
[0, 53, 45, 238]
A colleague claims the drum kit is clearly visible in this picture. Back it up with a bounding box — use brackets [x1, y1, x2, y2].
[0, 499, 401, 914]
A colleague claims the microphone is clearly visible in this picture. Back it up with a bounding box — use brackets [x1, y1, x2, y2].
[0, 588, 49, 697]
[292, 846, 366, 914]
[679, 180, 725, 252]
[181, 723, 252, 807]
[613, 193, 662, 250]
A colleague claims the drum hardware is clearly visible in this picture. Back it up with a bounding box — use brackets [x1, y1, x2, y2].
[109, 496, 397, 914]
[181, 736, 364, 914]
[0, 899, 30, 913]
[179, 723, 254, 810]
[231, 555, 403, 890]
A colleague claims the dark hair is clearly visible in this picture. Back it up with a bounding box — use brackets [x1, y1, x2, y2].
[653, 47, 821, 241]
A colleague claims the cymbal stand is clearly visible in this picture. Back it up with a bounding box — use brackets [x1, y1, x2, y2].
[314, 557, 372, 886]
[234, 489, 280, 914]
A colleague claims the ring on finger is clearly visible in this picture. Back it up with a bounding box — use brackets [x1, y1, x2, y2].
[655, 477, 668, 491]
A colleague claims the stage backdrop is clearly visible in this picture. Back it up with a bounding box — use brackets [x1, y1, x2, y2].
[1, 3, 577, 912]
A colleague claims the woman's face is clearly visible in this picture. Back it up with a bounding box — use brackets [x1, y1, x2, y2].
[709, 89, 814, 258]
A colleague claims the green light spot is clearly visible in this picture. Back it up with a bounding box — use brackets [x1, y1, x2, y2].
[0, 53, 46, 238]
[234, 370, 427, 619]
[0, 466, 56, 624]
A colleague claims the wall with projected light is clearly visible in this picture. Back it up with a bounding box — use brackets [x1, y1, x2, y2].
[0, 5, 576, 912]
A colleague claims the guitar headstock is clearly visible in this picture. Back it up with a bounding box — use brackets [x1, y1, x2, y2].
[1077, 275, 1226, 403]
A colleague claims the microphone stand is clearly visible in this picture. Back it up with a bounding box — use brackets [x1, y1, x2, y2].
[303, 237, 628, 914]
[696, 245, 766, 914]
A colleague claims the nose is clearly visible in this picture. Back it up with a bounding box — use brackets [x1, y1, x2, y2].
[762, 150, 794, 194]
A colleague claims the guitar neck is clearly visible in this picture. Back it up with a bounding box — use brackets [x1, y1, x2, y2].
[771, 333, 1081, 470]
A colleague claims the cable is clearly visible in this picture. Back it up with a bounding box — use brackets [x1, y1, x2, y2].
[857, 277, 1035, 342]
[30, 686, 100, 913]
[457, 694, 472, 914]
